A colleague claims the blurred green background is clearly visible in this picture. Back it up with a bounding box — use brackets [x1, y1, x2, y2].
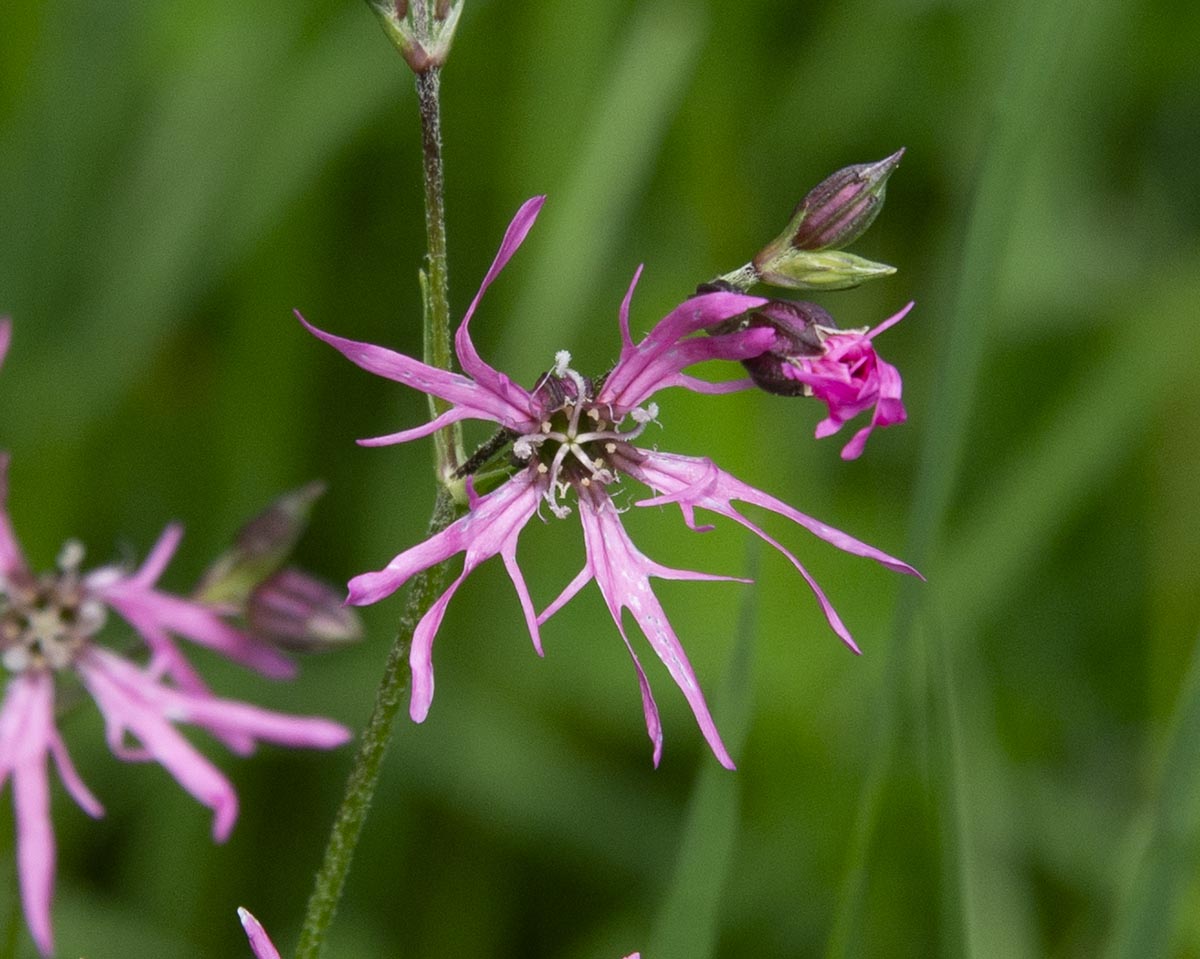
[2, 0, 1200, 956]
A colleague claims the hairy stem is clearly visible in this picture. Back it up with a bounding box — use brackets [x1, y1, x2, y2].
[294, 489, 457, 959]
[416, 66, 463, 480]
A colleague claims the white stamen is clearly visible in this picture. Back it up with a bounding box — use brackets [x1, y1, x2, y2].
[58, 539, 86, 572]
[553, 350, 572, 377]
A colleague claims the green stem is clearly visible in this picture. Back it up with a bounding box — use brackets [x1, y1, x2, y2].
[415, 66, 463, 482]
[294, 26, 464, 956]
[294, 489, 457, 959]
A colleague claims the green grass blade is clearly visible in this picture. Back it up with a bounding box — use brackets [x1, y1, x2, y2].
[1106, 628, 1200, 958]
[824, 0, 1093, 956]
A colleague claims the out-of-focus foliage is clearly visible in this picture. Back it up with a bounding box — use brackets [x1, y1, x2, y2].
[1, 0, 1199, 956]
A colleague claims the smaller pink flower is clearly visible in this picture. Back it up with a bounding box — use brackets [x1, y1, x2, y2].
[781, 302, 913, 460]
[0, 456, 351, 955]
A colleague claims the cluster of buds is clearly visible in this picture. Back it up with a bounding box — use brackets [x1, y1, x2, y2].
[367, 0, 464, 73]
[194, 482, 362, 654]
[705, 151, 911, 459]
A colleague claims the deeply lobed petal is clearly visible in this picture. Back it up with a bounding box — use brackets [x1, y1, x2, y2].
[555, 489, 737, 769]
[79, 649, 241, 842]
[78, 648, 349, 842]
[453, 196, 549, 411]
[0, 673, 58, 956]
[297, 313, 538, 435]
[631, 451, 921, 651]
[0, 453, 31, 582]
[599, 275, 767, 413]
[99, 578, 296, 679]
[347, 474, 542, 723]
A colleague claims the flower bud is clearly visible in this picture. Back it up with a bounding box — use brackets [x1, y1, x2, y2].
[248, 568, 362, 653]
[367, 0, 464, 73]
[194, 482, 326, 607]
[754, 249, 896, 291]
[738, 300, 835, 396]
[756, 149, 903, 264]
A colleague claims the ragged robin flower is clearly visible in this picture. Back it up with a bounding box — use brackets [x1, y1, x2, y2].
[735, 297, 913, 459]
[0, 454, 350, 956]
[301, 196, 919, 771]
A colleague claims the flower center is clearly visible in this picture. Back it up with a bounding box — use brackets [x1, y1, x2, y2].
[0, 541, 107, 673]
[514, 352, 653, 518]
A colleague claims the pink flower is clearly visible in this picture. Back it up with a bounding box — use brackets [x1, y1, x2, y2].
[0, 456, 352, 956]
[302, 196, 918, 770]
[780, 303, 912, 460]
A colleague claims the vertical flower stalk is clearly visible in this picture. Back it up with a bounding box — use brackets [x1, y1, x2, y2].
[293, 4, 465, 958]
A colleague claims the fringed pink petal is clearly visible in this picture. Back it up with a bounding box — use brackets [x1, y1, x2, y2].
[455, 196, 546, 387]
[408, 572, 468, 723]
[537, 565, 593, 626]
[298, 312, 536, 430]
[101, 586, 296, 679]
[0, 453, 31, 582]
[356, 406, 475, 447]
[47, 727, 104, 818]
[2, 674, 57, 956]
[80, 652, 239, 842]
[348, 472, 540, 612]
[0, 316, 10, 370]
[635, 452, 920, 577]
[599, 290, 767, 413]
[128, 523, 183, 588]
[90, 651, 350, 751]
[617, 265, 644, 352]
[578, 494, 735, 769]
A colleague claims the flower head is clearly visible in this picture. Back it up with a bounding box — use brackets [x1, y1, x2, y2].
[738, 298, 912, 459]
[0, 455, 351, 955]
[302, 196, 918, 770]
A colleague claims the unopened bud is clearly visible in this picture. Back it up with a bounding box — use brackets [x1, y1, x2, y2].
[248, 568, 362, 652]
[738, 300, 835, 396]
[756, 150, 903, 268]
[194, 482, 326, 607]
[367, 0, 463, 73]
[754, 249, 896, 291]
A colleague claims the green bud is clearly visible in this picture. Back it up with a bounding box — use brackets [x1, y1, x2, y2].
[367, 0, 464, 73]
[755, 249, 896, 291]
[193, 481, 326, 607]
[756, 150, 904, 268]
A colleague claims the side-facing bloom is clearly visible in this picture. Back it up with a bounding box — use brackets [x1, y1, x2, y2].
[302, 196, 918, 770]
[0, 456, 351, 955]
[738, 298, 912, 459]
[237, 907, 640, 959]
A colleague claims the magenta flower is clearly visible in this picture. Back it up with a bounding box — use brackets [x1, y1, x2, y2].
[0, 456, 351, 956]
[302, 196, 918, 770]
[780, 302, 912, 460]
